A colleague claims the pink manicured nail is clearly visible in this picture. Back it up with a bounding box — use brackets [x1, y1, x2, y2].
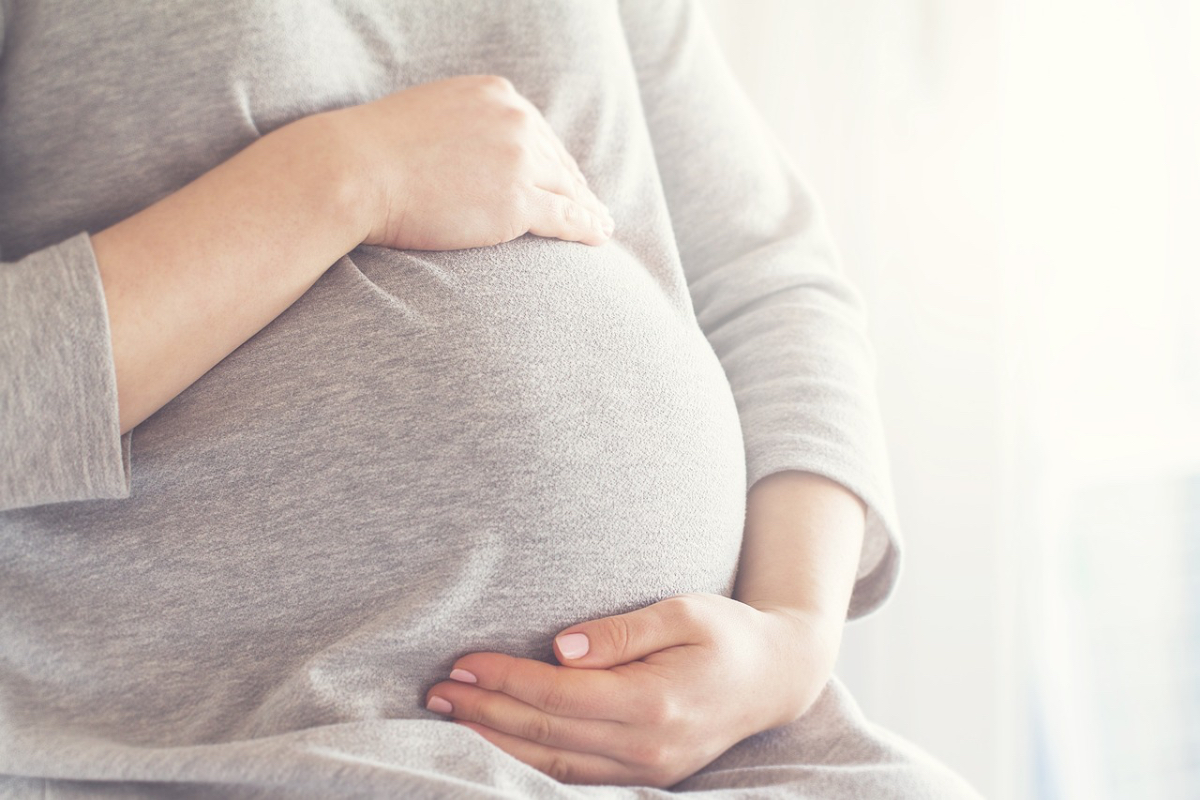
[427, 696, 453, 715]
[449, 668, 477, 684]
[556, 632, 590, 660]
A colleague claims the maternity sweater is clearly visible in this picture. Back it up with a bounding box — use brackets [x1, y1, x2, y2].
[0, 1, 926, 797]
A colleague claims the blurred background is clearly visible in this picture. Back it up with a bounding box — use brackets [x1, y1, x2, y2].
[698, 1, 1200, 798]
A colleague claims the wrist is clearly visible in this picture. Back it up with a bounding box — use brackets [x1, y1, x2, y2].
[747, 601, 844, 726]
[272, 110, 376, 250]
[745, 600, 845, 652]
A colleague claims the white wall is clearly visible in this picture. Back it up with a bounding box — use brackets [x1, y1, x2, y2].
[702, 3, 1200, 799]
[698, 2, 1011, 797]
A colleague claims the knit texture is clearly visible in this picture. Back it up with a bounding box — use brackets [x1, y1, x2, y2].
[0, 1, 947, 796]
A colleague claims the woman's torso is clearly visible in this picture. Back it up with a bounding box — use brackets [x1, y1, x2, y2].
[0, 0, 747, 751]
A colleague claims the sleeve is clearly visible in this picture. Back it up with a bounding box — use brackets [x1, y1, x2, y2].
[617, 0, 901, 619]
[1, 232, 133, 512]
[0, 0, 10, 60]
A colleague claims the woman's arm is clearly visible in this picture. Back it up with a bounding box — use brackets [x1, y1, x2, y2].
[732, 469, 866, 719]
[94, 76, 611, 436]
[5, 76, 610, 510]
[735, 469, 865, 626]
[91, 115, 364, 435]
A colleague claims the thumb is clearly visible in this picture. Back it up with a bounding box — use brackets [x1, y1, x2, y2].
[553, 594, 705, 668]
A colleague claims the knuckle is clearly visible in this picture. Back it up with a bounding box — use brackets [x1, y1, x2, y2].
[478, 74, 515, 94]
[627, 740, 669, 770]
[558, 201, 578, 225]
[644, 763, 681, 789]
[642, 753, 682, 788]
[494, 203, 527, 242]
[456, 694, 486, 723]
[641, 693, 679, 727]
[604, 615, 634, 660]
[496, 138, 530, 168]
[522, 713, 555, 746]
[497, 102, 529, 125]
[664, 593, 705, 631]
[544, 752, 573, 783]
[493, 660, 523, 698]
[500, 220, 525, 244]
[538, 680, 573, 715]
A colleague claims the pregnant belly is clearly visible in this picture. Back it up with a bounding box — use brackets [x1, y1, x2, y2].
[0, 236, 747, 746]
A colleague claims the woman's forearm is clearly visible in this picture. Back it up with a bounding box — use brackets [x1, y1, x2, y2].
[733, 470, 866, 623]
[92, 114, 368, 434]
[92, 76, 612, 436]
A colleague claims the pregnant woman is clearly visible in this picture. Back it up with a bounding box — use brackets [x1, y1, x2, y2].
[0, 0, 981, 797]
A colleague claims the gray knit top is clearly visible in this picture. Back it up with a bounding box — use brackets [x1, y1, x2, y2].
[0, 0, 901, 794]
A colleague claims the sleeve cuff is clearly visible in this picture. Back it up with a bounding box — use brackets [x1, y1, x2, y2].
[1, 231, 132, 511]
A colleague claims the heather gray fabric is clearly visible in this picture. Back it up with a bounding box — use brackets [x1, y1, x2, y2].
[0, 679, 983, 800]
[0, 0, 977, 796]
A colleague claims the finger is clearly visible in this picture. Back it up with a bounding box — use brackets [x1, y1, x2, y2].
[533, 119, 589, 193]
[449, 651, 627, 719]
[544, 124, 589, 188]
[512, 93, 591, 188]
[554, 593, 710, 669]
[538, 123, 605, 221]
[425, 680, 627, 755]
[454, 720, 638, 786]
[525, 187, 611, 246]
[539, 138, 612, 232]
[527, 142, 613, 236]
[513, 96, 613, 232]
[527, 134, 580, 200]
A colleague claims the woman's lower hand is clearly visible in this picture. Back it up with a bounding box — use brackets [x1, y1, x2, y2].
[423, 592, 843, 788]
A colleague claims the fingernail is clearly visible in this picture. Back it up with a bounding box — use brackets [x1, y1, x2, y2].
[427, 695, 453, 714]
[556, 632, 590, 659]
[449, 668, 477, 684]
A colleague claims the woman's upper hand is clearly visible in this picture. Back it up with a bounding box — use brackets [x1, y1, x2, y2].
[319, 74, 614, 251]
[423, 593, 843, 788]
